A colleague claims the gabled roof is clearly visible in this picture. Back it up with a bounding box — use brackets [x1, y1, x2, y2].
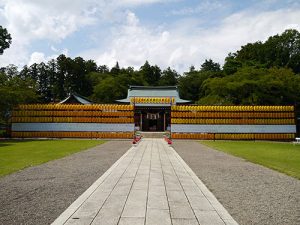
[59, 93, 93, 105]
[117, 86, 190, 105]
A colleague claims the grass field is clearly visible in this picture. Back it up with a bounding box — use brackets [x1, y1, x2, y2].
[0, 140, 105, 177]
[200, 141, 300, 179]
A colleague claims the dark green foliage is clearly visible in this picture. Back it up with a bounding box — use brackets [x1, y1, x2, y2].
[0, 71, 38, 124]
[225, 29, 300, 73]
[0, 26, 11, 55]
[199, 67, 300, 105]
[140, 61, 161, 85]
[159, 67, 179, 86]
[200, 59, 221, 72]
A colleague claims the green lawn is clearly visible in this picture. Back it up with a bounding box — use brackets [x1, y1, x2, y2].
[0, 140, 105, 177]
[200, 141, 300, 179]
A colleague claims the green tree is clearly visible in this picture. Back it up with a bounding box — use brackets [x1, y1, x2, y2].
[92, 77, 123, 103]
[225, 29, 300, 73]
[198, 66, 300, 106]
[55, 54, 69, 100]
[110, 62, 120, 75]
[0, 69, 38, 125]
[200, 59, 221, 72]
[140, 61, 161, 85]
[178, 69, 211, 102]
[223, 53, 243, 75]
[0, 26, 12, 55]
[158, 67, 179, 86]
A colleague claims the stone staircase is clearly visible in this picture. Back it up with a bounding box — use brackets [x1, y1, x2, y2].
[139, 132, 167, 138]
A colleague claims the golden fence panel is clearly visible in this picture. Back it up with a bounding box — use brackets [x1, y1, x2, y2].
[11, 131, 134, 139]
[171, 105, 294, 112]
[171, 118, 294, 125]
[16, 104, 134, 111]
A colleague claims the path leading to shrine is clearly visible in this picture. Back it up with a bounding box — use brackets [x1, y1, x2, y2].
[53, 138, 238, 225]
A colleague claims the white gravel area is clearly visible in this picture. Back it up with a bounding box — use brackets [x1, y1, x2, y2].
[173, 140, 300, 225]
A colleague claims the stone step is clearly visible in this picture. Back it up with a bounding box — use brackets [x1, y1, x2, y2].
[139, 132, 166, 138]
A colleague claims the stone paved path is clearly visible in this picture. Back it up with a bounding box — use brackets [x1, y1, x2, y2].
[52, 139, 238, 225]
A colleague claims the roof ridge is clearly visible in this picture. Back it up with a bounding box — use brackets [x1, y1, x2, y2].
[129, 86, 177, 90]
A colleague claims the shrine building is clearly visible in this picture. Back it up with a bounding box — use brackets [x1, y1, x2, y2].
[117, 86, 190, 132]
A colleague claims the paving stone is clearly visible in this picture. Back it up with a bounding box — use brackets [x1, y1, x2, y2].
[118, 217, 145, 225]
[194, 210, 226, 225]
[167, 190, 188, 202]
[122, 189, 147, 218]
[111, 184, 131, 196]
[147, 193, 169, 209]
[102, 195, 127, 209]
[187, 195, 215, 211]
[90, 195, 127, 225]
[66, 193, 108, 222]
[172, 218, 199, 225]
[117, 177, 135, 186]
[132, 181, 148, 190]
[148, 185, 166, 196]
[165, 183, 182, 191]
[64, 217, 94, 225]
[169, 201, 196, 219]
[184, 187, 204, 197]
[146, 209, 171, 225]
[91, 207, 121, 225]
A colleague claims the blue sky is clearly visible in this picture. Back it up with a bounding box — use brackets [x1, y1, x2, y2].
[1, 0, 300, 73]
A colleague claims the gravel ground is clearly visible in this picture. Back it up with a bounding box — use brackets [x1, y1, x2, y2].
[0, 140, 131, 225]
[173, 140, 300, 225]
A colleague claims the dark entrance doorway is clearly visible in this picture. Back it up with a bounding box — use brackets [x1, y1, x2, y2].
[134, 107, 171, 132]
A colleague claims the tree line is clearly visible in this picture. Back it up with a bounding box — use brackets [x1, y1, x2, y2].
[1, 28, 300, 124]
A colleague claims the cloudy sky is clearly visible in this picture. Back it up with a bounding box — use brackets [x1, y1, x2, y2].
[0, 0, 300, 73]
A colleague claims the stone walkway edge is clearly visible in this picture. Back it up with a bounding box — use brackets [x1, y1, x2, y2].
[52, 139, 239, 225]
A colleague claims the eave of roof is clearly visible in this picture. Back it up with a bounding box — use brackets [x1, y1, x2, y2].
[116, 85, 191, 104]
[59, 93, 93, 105]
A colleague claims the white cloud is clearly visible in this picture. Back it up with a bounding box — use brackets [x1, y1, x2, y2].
[0, 0, 97, 67]
[0, 0, 170, 67]
[2, 0, 97, 42]
[28, 49, 68, 66]
[118, 0, 166, 5]
[28, 52, 47, 65]
[1, 0, 300, 74]
[86, 8, 300, 73]
[171, 0, 224, 16]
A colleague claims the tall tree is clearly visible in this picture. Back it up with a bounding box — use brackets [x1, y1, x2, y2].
[198, 67, 300, 105]
[178, 70, 211, 102]
[140, 61, 161, 85]
[55, 54, 69, 100]
[0, 69, 38, 125]
[159, 67, 179, 86]
[224, 29, 300, 73]
[200, 59, 221, 72]
[0, 26, 12, 55]
[110, 62, 120, 75]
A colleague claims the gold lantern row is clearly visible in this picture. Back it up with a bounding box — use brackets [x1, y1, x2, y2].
[171, 105, 294, 112]
[171, 118, 294, 125]
[171, 133, 295, 140]
[12, 110, 134, 118]
[17, 104, 134, 111]
[171, 111, 294, 119]
[131, 97, 175, 104]
[11, 117, 134, 123]
[11, 131, 134, 139]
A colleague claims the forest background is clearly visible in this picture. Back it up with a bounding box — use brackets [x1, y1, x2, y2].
[1, 27, 300, 127]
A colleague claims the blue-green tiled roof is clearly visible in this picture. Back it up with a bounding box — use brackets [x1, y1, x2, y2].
[116, 86, 190, 104]
[59, 93, 93, 105]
